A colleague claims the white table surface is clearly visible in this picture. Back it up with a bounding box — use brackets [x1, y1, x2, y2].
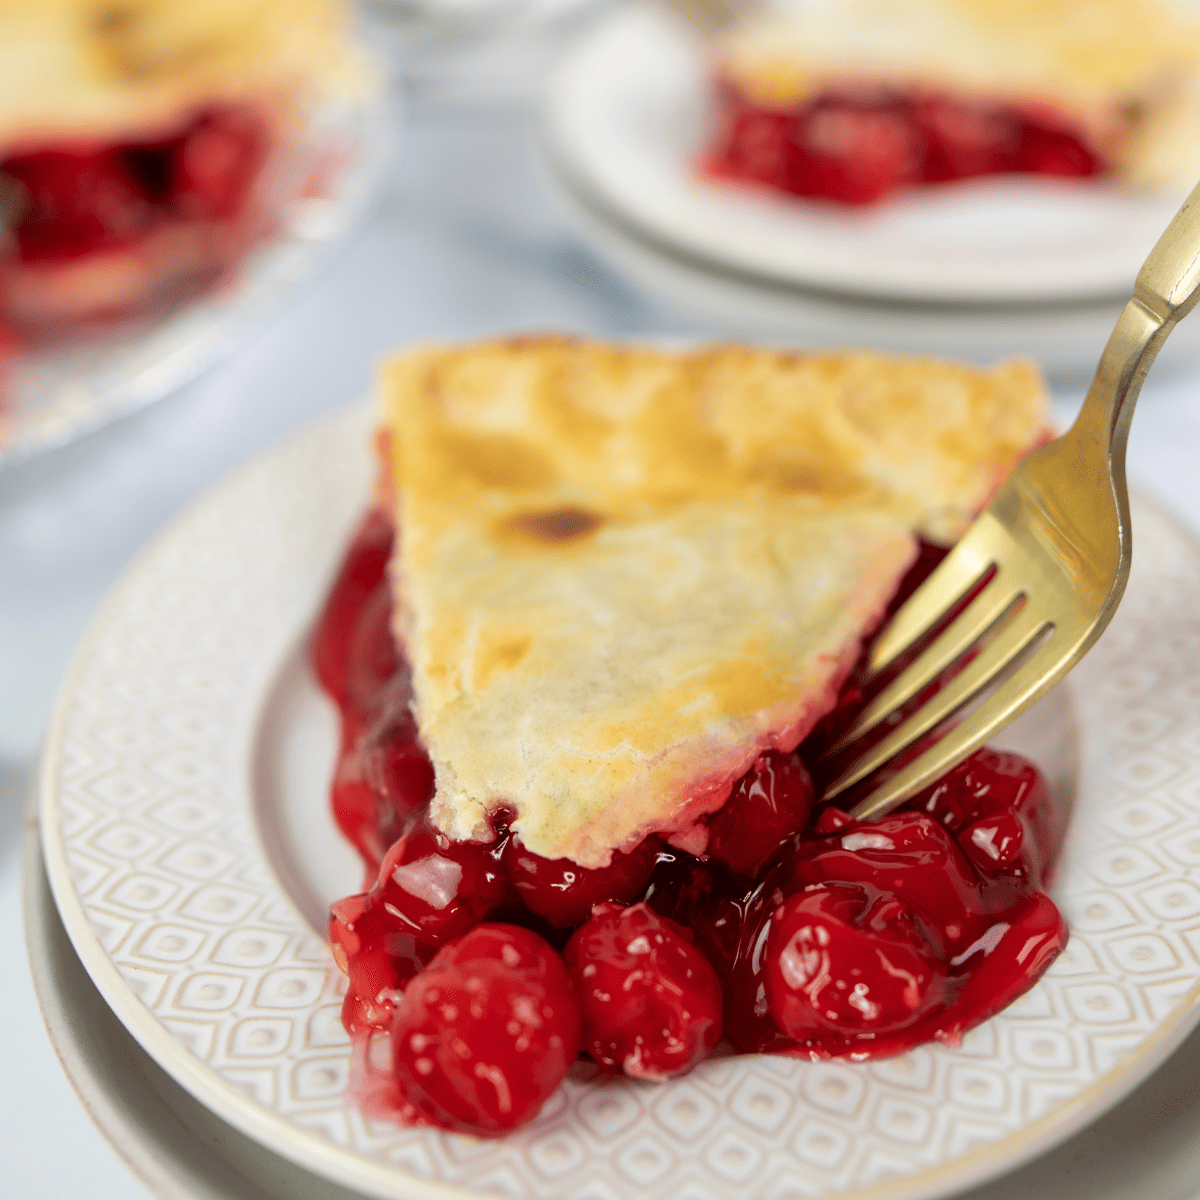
[5, 97, 1200, 1200]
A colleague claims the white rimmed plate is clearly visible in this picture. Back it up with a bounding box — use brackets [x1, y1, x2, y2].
[540, 5, 1194, 305]
[548, 170, 1200, 381]
[0, 90, 394, 472]
[26, 776, 1200, 1200]
[38, 403, 1200, 1200]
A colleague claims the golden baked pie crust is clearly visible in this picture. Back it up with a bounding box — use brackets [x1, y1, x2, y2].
[0, 0, 362, 149]
[380, 338, 1048, 867]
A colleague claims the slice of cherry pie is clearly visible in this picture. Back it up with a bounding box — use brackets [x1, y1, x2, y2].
[0, 0, 363, 338]
[704, 0, 1200, 205]
[318, 338, 1068, 1136]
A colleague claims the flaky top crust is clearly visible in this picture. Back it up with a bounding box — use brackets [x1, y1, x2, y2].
[380, 339, 1048, 867]
[0, 0, 363, 150]
[715, 0, 1200, 187]
[718, 0, 1200, 110]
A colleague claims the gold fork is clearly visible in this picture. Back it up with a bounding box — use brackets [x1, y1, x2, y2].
[820, 180, 1200, 822]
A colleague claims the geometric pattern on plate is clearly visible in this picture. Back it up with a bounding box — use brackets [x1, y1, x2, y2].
[39, 406, 1200, 1200]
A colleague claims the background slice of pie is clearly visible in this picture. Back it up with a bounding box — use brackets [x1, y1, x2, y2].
[705, 0, 1200, 204]
[0, 0, 365, 337]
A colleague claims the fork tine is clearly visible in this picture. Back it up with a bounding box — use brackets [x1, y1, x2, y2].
[821, 567, 1026, 758]
[843, 632, 1071, 823]
[823, 604, 1053, 801]
[867, 532, 996, 674]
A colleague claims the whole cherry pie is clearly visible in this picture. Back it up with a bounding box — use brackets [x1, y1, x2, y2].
[704, 0, 1200, 205]
[316, 338, 1069, 1137]
[0, 0, 362, 341]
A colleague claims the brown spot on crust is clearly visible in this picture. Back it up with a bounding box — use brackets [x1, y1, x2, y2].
[91, 4, 139, 36]
[473, 634, 533, 691]
[510, 508, 604, 543]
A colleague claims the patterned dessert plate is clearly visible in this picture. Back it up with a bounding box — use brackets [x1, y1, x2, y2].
[38, 405, 1200, 1200]
[541, 5, 1197, 305]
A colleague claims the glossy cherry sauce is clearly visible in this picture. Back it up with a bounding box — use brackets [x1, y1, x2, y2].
[704, 83, 1105, 205]
[1, 105, 266, 265]
[315, 508, 1068, 1135]
[0, 103, 268, 380]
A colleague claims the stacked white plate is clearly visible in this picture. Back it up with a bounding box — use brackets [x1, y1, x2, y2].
[25, 404, 1200, 1200]
[539, 5, 1200, 378]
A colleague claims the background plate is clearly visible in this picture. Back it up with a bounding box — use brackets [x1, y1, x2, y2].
[38, 404, 1200, 1200]
[541, 6, 1193, 305]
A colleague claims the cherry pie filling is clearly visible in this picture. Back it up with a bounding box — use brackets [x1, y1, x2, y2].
[316, 509, 1068, 1136]
[0, 103, 270, 340]
[703, 82, 1106, 205]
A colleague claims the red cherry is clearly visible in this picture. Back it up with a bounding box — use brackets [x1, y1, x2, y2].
[391, 924, 581, 1135]
[363, 742, 434, 838]
[812, 807, 855, 835]
[329, 822, 516, 1031]
[785, 811, 987, 958]
[360, 703, 434, 826]
[311, 508, 394, 706]
[935, 892, 1067, 1040]
[641, 847, 716, 935]
[704, 750, 814, 877]
[328, 893, 405, 1034]
[766, 885, 947, 1041]
[699, 869, 795, 1055]
[331, 744, 434, 879]
[708, 84, 1105, 207]
[329, 760, 385, 877]
[913, 94, 1016, 181]
[328, 684, 433, 875]
[791, 101, 921, 204]
[368, 820, 514, 969]
[172, 106, 267, 218]
[911, 748, 1041, 829]
[713, 104, 793, 189]
[345, 584, 401, 718]
[909, 748, 1054, 882]
[960, 810, 1026, 873]
[564, 903, 723, 1080]
[503, 834, 658, 929]
[1016, 113, 1104, 177]
[4, 147, 155, 261]
[641, 850, 775, 1041]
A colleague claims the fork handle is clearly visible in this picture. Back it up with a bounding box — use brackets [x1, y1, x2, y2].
[1072, 179, 1200, 515]
[1136, 179, 1200, 325]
